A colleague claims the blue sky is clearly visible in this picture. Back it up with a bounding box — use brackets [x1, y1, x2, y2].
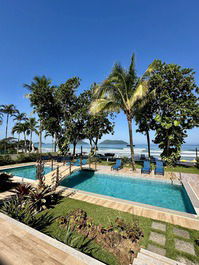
[0, 0, 198, 144]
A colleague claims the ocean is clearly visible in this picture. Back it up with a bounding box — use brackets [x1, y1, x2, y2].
[34, 143, 199, 161]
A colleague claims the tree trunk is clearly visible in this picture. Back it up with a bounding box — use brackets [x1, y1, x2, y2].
[54, 134, 57, 152]
[24, 132, 27, 153]
[39, 124, 42, 153]
[73, 142, 76, 157]
[127, 117, 136, 171]
[146, 130, 151, 159]
[89, 139, 93, 154]
[5, 114, 9, 139]
[29, 131, 32, 152]
[4, 114, 9, 153]
[17, 134, 20, 154]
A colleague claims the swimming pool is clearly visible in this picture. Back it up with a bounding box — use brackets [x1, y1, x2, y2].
[0, 165, 52, 180]
[60, 170, 196, 214]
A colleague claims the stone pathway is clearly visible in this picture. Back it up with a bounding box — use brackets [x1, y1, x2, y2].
[147, 221, 198, 265]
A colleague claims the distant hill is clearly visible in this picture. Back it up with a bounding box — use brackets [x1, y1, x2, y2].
[99, 140, 128, 145]
[77, 140, 89, 145]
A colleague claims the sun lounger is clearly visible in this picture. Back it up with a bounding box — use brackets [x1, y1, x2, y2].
[111, 159, 122, 171]
[154, 161, 164, 175]
[141, 161, 151, 174]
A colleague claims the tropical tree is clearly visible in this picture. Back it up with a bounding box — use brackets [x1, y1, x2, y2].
[90, 54, 156, 170]
[27, 117, 38, 152]
[13, 112, 27, 123]
[24, 76, 52, 153]
[0, 104, 18, 139]
[12, 123, 24, 153]
[148, 60, 199, 165]
[19, 122, 30, 153]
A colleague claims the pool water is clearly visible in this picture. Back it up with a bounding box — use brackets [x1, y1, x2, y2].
[60, 170, 196, 214]
[0, 165, 52, 180]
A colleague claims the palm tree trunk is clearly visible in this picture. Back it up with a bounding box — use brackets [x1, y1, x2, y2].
[17, 134, 20, 154]
[24, 132, 27, 153]
[5, 114, 9, 139]
[146, 130, 151, 159]
[29, 131, 32, 152]
[4, 114, 9, 153]
[127, 117, 136, 171]
[39, 123, 42, 153]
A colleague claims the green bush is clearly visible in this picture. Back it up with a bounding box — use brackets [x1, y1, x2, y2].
[196, 157, 199, 169]
[0, 172, 18, 192]
[0, 155, 12, 166]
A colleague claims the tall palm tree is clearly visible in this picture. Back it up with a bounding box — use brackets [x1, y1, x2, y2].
[13, 112, 27, 123]
[0, 104, 18, 139]
[24, 76, 52, 153]
[90, 54, 156, 170]
[27, 117, 38, 152]
[20, 122, 30, 153]
[12, 123, 24, 153]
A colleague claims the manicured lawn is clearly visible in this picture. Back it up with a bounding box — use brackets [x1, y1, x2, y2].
[41, 197, 199, 265]
[98, 161, 199, 174]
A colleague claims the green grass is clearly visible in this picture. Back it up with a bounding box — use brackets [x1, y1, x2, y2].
[97, 161, 199, 174]
[40, 197, 199, 265]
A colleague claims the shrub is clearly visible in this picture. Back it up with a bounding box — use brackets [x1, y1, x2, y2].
[0, 197, 54, 229]
[0, 155, 12, 166]
[14, 183, 32, 200]
[0, 172, 17, 192]
[196, 157, 199, 169]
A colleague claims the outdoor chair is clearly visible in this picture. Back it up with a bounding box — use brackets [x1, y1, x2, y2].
[111, 159, 122, 171]
[141, 160, 151, 174]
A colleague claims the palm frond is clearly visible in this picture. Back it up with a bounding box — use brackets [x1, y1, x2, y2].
[90, 99, 120, 114]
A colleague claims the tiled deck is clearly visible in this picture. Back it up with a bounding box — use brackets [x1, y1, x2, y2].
[0, 213, 104, 265]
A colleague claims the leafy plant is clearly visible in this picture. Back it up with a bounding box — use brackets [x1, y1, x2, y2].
[0, 197, 54, 229]
[14, 183, 32, 200]
[196, 157, 199, 169]
[28, 186, 60, 213]
[0, 172, 17, 192]
[53, 224, 98, 255]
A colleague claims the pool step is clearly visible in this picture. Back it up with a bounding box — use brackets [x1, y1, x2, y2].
[133, 248, 185, 265]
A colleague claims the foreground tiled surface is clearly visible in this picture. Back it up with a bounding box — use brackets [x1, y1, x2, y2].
[0, 213, 103, 265]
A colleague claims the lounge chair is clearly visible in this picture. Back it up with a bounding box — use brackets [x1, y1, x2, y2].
[111, 159, 122, 171]
[154, 161, 164, 175]
[141, 161, 151, 174]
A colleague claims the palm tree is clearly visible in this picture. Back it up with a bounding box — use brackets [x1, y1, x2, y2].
[27, 117, 38, 152]
[90, 54, 156, 170]
[24, 76, 52, 153]
[0, 104, 18, 139]
[12, 123, 24, 153]
[13, 112, 27, 123]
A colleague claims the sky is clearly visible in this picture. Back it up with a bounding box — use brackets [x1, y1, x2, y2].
[0, 0, 199, 144]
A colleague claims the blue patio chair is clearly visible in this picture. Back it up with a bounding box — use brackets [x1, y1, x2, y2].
[154, 161, 164, 175]
[141, 161, 151, 174]
[111, 159, 122, 171]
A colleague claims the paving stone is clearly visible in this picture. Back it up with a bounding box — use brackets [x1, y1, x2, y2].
[173, 227, 190, 239]
[175, 239, 195, 255]
[176, 256, 198, 265]
[152, 221, 166, 232]
[147, 244, 166, 256]
[149, 231, 166, 246]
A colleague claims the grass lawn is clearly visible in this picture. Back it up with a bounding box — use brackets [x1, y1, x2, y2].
[40, 197, 199, 265]
[98, 161, 199, 174]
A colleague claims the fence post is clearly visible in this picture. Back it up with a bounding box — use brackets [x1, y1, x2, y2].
[80, 157, 82, 170]
[51, 159, 53, 171]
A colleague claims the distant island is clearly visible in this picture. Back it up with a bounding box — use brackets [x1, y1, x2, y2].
[77, 140, 89, 145]
[99, 140, 128, 145]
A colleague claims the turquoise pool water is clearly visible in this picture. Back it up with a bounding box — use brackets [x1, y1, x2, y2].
[60, 170, 196, 214]
[0, 165, 52, 180]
